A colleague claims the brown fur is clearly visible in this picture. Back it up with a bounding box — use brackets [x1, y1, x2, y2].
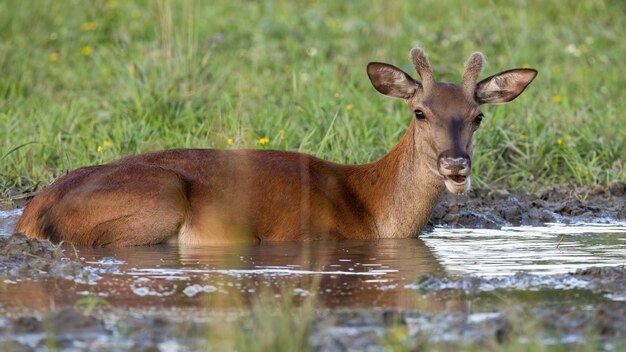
[409, 48, 434, 89]
[15, 48, 537, 246]
[461, 52, 484, 99]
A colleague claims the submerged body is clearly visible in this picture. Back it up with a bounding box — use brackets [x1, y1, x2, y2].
[14, 48, 536, 246]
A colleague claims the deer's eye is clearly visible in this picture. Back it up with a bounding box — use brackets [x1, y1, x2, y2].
[414, 109, 426, 120]
[474, 113, 484, 125]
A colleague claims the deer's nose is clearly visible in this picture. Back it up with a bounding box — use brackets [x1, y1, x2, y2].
[438, 156, 470, 175]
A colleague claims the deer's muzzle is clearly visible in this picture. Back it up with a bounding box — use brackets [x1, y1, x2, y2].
[438, 156, 471, 194]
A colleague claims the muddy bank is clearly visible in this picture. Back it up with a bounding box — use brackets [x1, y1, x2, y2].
[429, 181, 626, 229]
[1, 297, 624, 351]
[410, 266, 626, 298]
[313, 302, 626, 351]
[0, 233, 86, 280]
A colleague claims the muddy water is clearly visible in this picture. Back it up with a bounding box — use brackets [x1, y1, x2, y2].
[1, 209, 625, 314]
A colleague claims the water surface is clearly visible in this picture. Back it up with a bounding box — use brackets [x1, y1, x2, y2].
[1, 210, 625, 313]
[425, 223, 626, 276]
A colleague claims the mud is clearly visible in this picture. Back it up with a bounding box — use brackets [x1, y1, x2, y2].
[0, 233, 85, 279]
[0, 296, 623, 351]
[429, 181, 626, 229]
[313, 302, 626, 350]
[399, 267, 626, 349]
[410, 266, 626, 297]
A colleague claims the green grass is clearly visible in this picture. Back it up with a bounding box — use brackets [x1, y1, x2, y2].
[1, 0, 624, 195]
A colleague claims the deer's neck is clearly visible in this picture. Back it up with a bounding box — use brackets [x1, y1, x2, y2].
[347, 120, 445, 238]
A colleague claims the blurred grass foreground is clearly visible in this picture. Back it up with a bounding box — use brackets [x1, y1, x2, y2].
[0, 0, 624, 196]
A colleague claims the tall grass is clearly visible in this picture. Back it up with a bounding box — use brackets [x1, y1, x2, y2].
[1, 0, 624, 195]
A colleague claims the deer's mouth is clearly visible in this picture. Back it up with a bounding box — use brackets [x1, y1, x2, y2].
[443, 175, 471, 194]
[447, 175, 467, 184]
[437, 155, 472, 194]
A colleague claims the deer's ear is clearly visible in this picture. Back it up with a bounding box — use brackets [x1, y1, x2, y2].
[475, 68, 537, 105]
[367, 63, 420, 99]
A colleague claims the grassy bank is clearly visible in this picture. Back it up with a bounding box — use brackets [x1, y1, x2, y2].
[1, 0, 624, 195]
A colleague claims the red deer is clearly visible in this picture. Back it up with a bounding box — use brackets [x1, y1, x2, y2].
[15, 48, 537, 246]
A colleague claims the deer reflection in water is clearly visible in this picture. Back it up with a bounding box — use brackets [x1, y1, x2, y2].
[0, 238, 466, 312]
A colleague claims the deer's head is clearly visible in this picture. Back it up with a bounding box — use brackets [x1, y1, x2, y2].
[367, 48, 537, 194]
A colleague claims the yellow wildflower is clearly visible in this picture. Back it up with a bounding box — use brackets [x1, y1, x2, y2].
[81, 46, 91, 56]
[227, 138, 233, 145]
[103, 140, 111, 147]
[258, 138, 269, 145]
[97, 145, 103, 153]
[521, 63, 531, 68]
[557, 138, 563, 146]
[106, 0, 119, 9]
[345, 104, 353, 110]
[49, 52, 59, 62]
[552, 95, 561, 103]
[81, 22, 97, 31]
